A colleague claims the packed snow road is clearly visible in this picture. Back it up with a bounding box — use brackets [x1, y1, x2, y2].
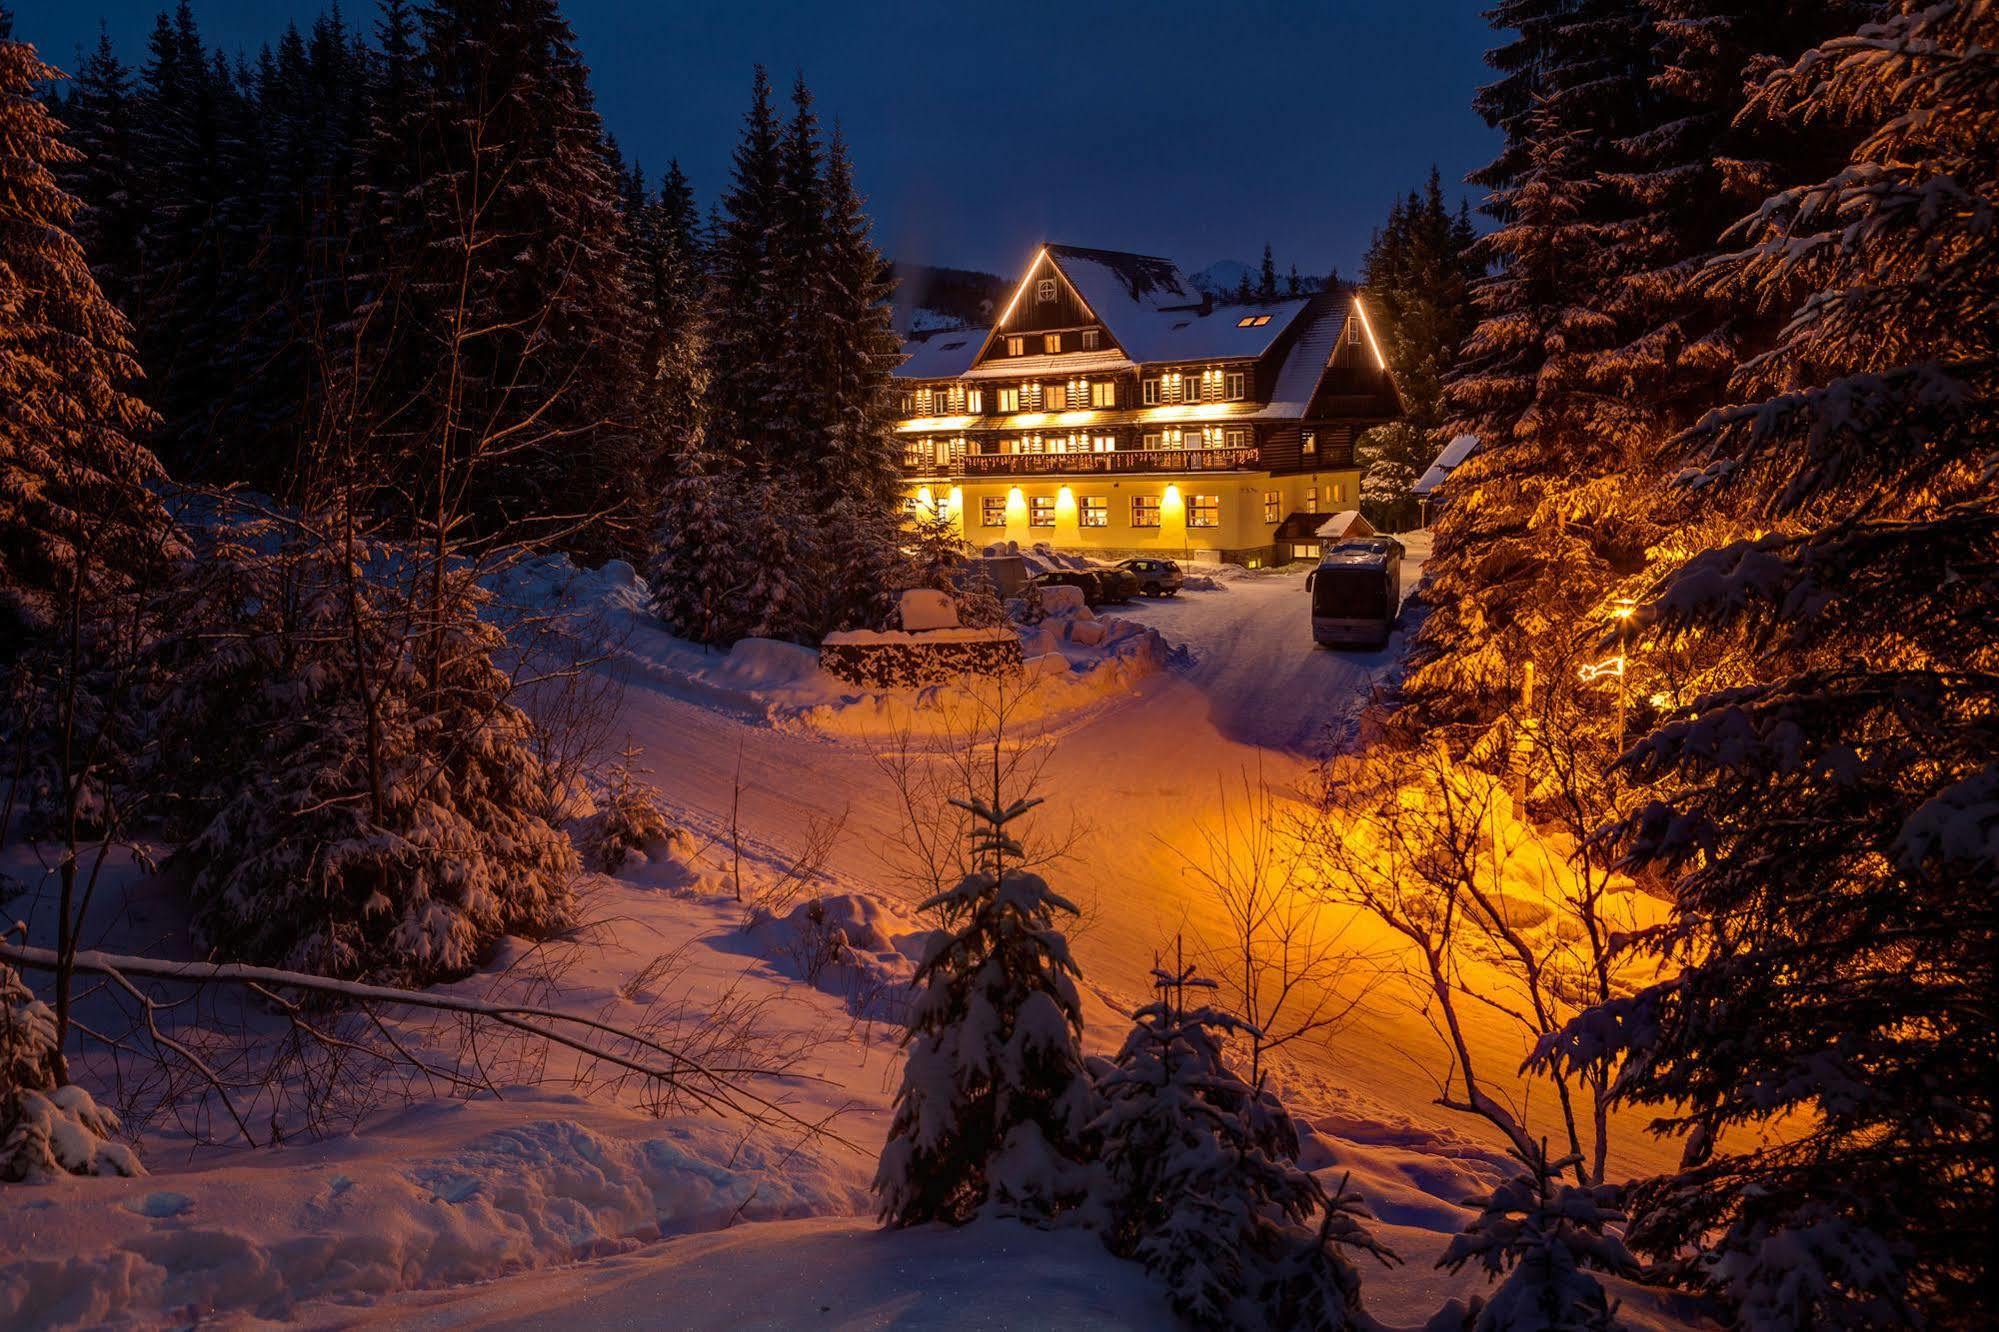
[607, 532, 1676, 1183]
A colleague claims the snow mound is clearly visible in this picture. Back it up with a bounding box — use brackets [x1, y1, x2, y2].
[742, 893, 924, 1021]
[0, 1106, 864, 1329]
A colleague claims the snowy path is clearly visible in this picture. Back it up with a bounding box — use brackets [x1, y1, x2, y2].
[605, 542, 1679, 1185]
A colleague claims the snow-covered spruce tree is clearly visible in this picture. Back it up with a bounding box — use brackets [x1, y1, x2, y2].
[0, 34, 165, 647]
[1439, 1144, 1638, 1332]
[1400, 0, 1663, 733]
[1, 959, 142, 1181]
[875, 789, 1098, 1227]
[1538, 4, 1999, 1324]
[1095, 958, 1396, 1330]
[160, 513, 576, 987]
[809, 126, 908, 636]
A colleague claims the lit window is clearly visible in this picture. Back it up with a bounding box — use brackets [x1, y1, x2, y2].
[1091, 380, 1116, 408]
[903, 443, 928, 469]
[1082, 328, 1100, 350]
[1330, 480, 1344, 503]
[1080, 496, 1108, 528]
[1142, 378, 1160, 405]
[1253, 315, 1271, 327]
[1181, 375, 1200, 404]
[1043, 332, 1061, 355]
[1007, 335, 1025, 356]
[1225, 427, 1249, 448]
[998, 386, 1021, 413]
[981, 496, 1007, 527]
[1302, 430, 1318, 455]
[1047, 383, 1067, 410]
[1093, 434, 1115, 452]
[1305, 486, 1318, 514]
[1226, 371, 1245, 400]
[1142, 432, 1161, 450]
[1263, 490, 1280, 524]
[1236, 315, 1257, 328]
[966, 388, 984, 414]
[1189, 495, 1220, 528]
[1132, 495, 1162, 528]
[1037, 277, 1057, 303]
[1029, 495, 1056, 527]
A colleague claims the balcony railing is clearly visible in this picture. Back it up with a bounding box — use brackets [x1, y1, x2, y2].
[908, 446, 1262, 477]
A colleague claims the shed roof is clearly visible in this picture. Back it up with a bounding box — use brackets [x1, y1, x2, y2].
[1413, 433, 1479, 496]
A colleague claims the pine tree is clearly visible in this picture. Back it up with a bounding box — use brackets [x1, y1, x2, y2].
[1401, 0, 1662, 730]
[810, 125, 908, 637]
[54, 26, 142, 312]
[1440, 1144, 1638, 1331]
[388, 0, 640, 552]
[875, 789, 1098, 1227]
[1540, 3, 1999, 1322]
[1095, 956, 1396, 1330]
[161, 511, 578, 987]
[0, 25, 171, 1104]
[703, 65, 786, 471]
[1358, 168, 1483, 529]
[1257, 242, 1277, 301]
[0, 35, 164, 646]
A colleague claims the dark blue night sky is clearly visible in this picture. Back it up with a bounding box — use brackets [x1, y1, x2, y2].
[13, 0, 1498, 281]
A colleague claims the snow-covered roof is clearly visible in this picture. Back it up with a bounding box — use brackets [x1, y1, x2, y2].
[1044, 245, 1312, 365]
[897, 330, 986, 380]
[1264, 295, 1351, 417]
[1413, 433, 1479, 496]
[1313, 510, 1374, 541]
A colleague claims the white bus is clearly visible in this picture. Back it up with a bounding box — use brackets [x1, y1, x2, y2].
[1306, 539, 1403, 649]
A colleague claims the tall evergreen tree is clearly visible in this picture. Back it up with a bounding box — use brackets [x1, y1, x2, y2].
[1357, 169, 1482, 528]
[1542, 3, 1999, 1322]
[55, 27, 142, 312]
[1401, 0, 1662, 730]
[385, 0, 639, 551]
[1257, 242, 1277, 301]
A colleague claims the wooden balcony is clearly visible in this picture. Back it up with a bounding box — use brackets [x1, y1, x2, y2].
[906, 446, 1262, 478]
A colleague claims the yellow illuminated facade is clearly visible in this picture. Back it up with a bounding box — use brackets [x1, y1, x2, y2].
[895, 243, 1401, 566]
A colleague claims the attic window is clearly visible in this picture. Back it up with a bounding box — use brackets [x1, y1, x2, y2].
[1251, 315, 1272, 327]
[1036, 278, 1057, 303]
[1236, 315, 1257, 328]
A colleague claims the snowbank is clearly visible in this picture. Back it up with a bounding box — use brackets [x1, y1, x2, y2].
[0, 1098, 868, 1328]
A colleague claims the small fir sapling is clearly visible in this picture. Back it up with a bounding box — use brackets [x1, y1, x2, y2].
[1, 960, 142, 1181]
[579, 741, 678, 874]
[1439, 1141, 1639, 1332]
[874, 787, 1099, 1227]
[1094, 953, 1396, 1330]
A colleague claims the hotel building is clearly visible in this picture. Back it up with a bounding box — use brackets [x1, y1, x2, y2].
[896, 244, 1402, 566]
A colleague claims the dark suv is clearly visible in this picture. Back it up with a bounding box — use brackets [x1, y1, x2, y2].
[1117, 557, 1184, 597]
[1033, 569, 1106, 607]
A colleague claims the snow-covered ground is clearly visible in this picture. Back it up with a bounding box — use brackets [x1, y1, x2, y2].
[2, 529, 1701, 1329]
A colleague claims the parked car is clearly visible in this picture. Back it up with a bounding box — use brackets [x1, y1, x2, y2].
[1306, 540, 1402, 650]
[1093, 565, 1141, 603]
[1117, 557, 1184, 597]
[1033, 569, 1105, 607]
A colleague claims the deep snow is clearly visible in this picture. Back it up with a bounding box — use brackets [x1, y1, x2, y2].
[2, 529, 1700, 1329]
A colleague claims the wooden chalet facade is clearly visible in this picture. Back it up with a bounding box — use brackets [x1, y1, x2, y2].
[895, 243, 1402, 566]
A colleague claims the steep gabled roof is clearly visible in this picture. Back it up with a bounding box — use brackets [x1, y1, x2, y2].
[1043, 244, 1311, 364]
